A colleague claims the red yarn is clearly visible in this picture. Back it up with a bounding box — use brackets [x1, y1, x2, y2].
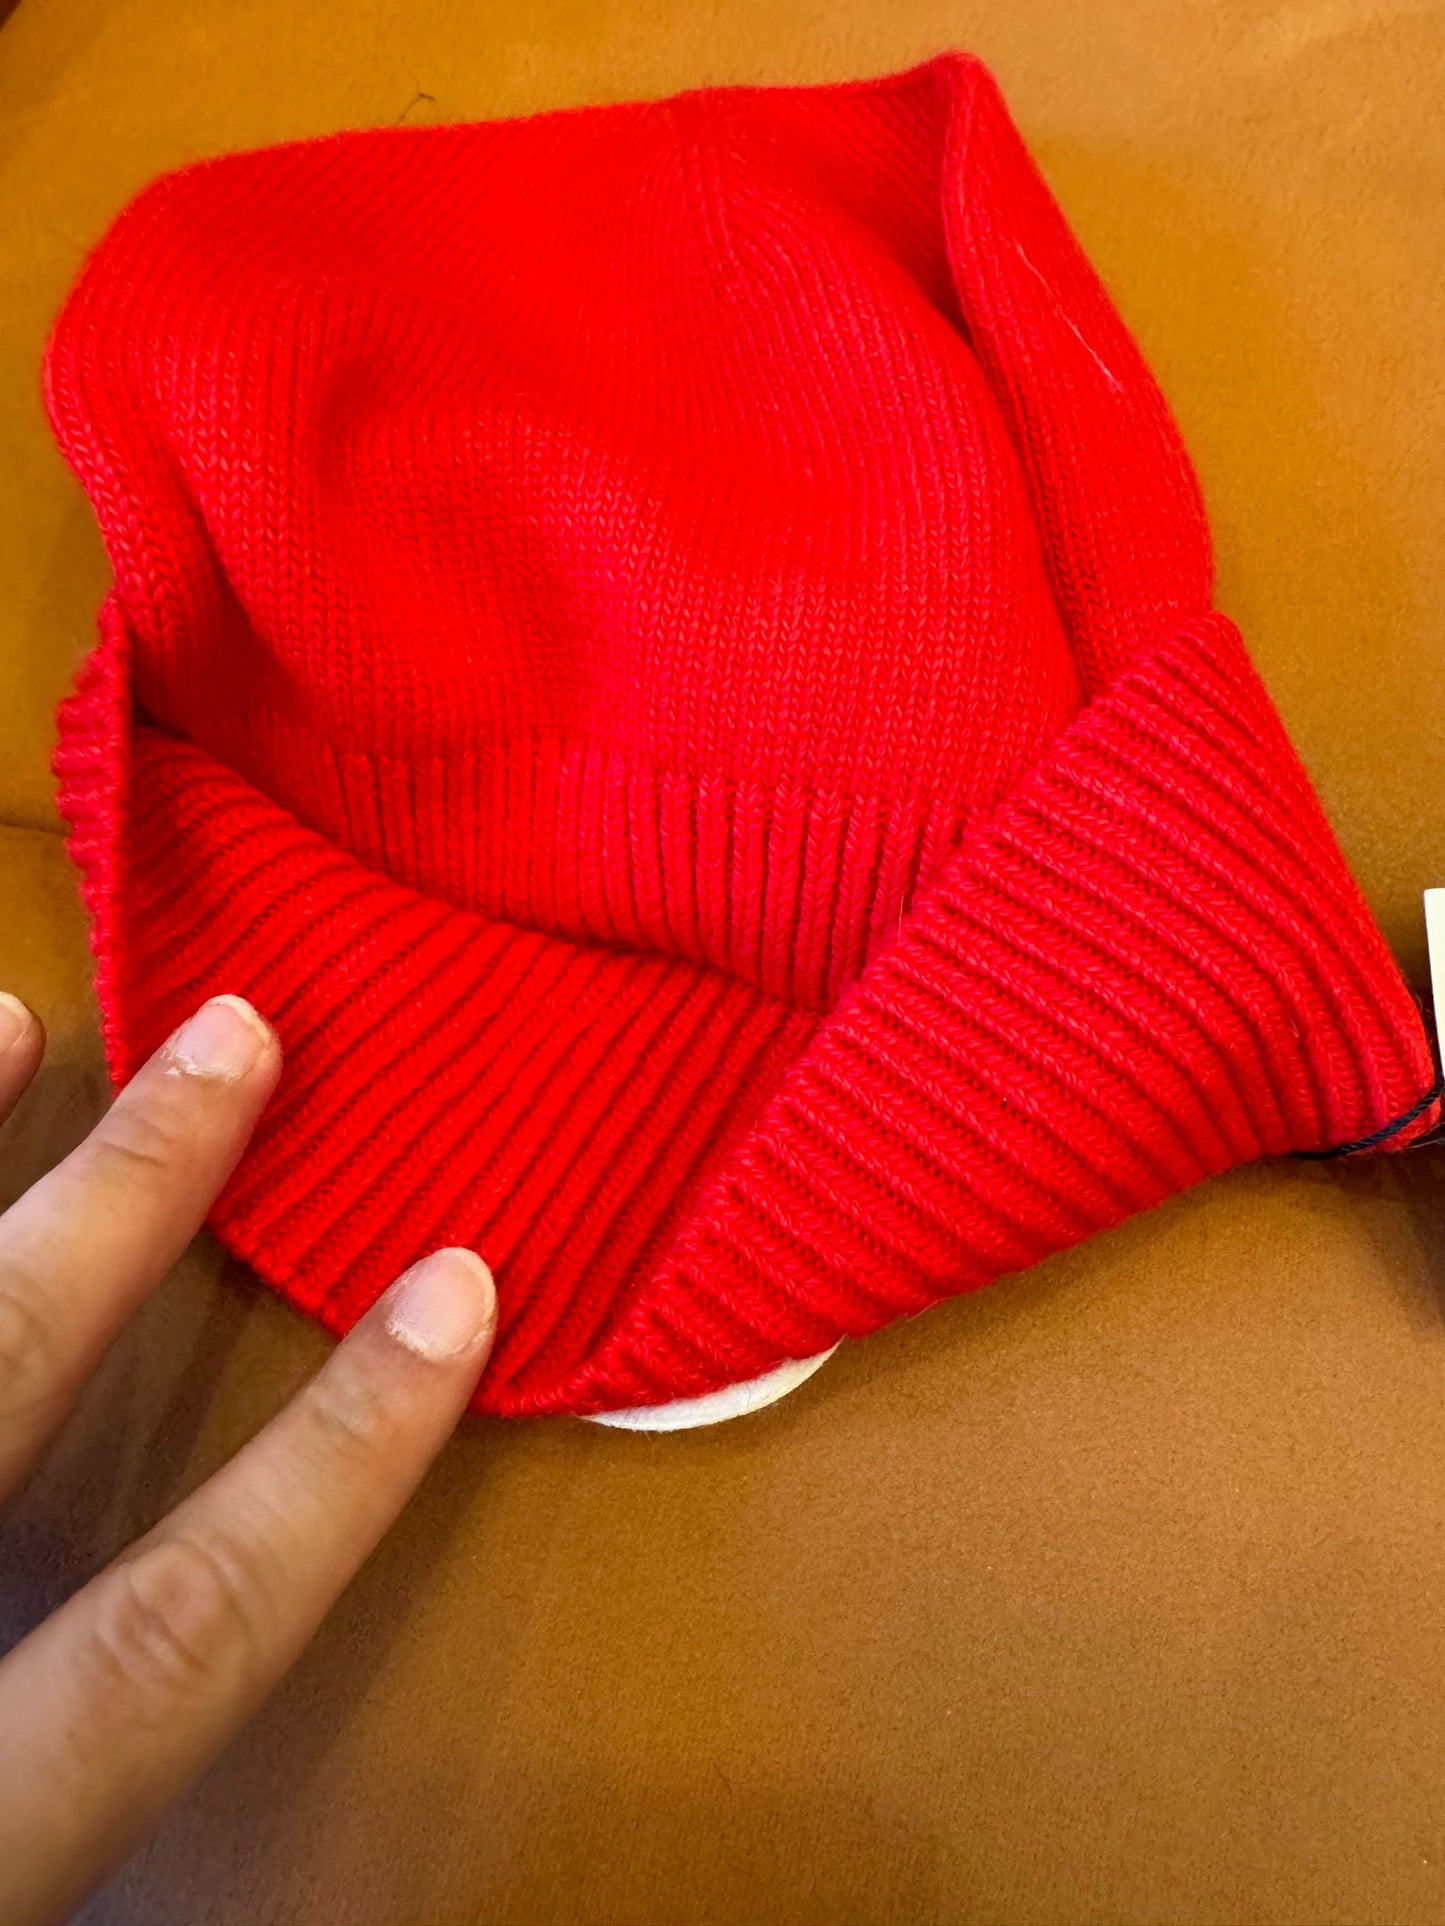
[45, 54, 1438, 1416]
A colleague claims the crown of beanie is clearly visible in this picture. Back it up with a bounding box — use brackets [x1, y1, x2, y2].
[46, 54, 1438, 1417]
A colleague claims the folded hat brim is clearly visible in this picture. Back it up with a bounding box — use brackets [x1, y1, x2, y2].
[55, 597, 1441, 1418]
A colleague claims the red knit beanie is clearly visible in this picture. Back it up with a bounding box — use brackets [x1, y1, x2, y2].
[46, 53, 1439, 1418]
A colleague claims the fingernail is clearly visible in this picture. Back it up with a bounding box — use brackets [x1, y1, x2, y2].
[0, 991, 31, 1055]
[384, 1248, 497, 1361]
[165, 995, 272, 1080]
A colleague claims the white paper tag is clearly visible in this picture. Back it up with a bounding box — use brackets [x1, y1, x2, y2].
[586, 1345, 838, 1432]
[1425, 889, 1445, 1065]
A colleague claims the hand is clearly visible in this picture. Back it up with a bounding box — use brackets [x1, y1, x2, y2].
[0, 992, 497, 1926]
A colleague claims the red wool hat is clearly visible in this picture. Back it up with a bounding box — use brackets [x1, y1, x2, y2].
[47, 54, 1439, 1417]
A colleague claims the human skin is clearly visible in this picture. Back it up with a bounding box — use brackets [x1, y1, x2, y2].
[0, 991, 497, 1926]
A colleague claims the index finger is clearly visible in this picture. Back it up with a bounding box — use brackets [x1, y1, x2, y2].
[0, 1244, 496, 1926]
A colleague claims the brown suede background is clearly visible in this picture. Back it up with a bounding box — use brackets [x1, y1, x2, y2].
[3, 4, 1445, 1922]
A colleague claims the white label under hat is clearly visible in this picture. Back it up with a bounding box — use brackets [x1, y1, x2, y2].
[585, 1345, 839, 1432]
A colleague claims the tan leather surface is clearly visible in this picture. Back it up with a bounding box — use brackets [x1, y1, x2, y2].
[3, 4, 1445, 1922]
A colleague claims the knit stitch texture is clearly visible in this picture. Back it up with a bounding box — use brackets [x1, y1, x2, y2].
[46, 54, 1439, 1415]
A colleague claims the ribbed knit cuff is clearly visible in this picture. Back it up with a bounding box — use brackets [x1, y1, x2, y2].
[54, 603, 1437, 1417]
[564, 612, 1438, 1411]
